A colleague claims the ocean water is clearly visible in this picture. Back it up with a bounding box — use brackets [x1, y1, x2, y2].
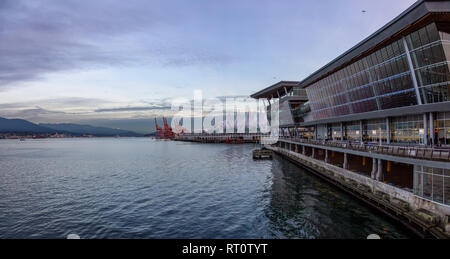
[0, 138, 413, 239]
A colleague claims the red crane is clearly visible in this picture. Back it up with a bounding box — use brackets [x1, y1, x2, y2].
[162, 117, 174, 139]
[154, 118, 164, 139]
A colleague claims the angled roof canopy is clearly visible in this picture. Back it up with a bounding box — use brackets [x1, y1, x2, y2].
[250, 81, 300, 99]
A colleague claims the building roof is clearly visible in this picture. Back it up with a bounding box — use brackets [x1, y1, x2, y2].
[250, 81, 300, 99]
[298, 0, 450, 89]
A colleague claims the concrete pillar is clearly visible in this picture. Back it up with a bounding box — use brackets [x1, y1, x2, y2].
[295, 144, 298, 153]
[423, 113, 428, 146]
[430, 112, 435, 146]
[376, 159, 383, 181]
[371, 158, 377, 179]
[386, 117, 391, 144]
[312, 148, 315, 158]
[360, 120, 364, 143]
[325, 149, 328, 163]
[343, 153, 348, 169]
[302, 145, 306, 155]
[314, 126, 318, 140]
[341, 123, 344, 141]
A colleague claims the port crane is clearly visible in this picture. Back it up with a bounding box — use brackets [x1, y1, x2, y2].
[154, 118, 164, 139]
[162, 117, 174, 139]
[154, 117, 175, 139]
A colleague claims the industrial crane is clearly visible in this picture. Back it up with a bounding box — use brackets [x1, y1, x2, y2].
[154, 118, 164, 139]
[162, 117, 174, 139]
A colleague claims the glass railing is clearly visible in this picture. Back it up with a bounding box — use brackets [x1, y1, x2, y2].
[292, 102, 311, 117]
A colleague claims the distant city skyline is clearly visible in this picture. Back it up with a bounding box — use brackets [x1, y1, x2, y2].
[0, 0, 416, 132]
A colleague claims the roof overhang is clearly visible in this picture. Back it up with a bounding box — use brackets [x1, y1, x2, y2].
[250, 81, 300, 99]
[298, 0, 450, 89]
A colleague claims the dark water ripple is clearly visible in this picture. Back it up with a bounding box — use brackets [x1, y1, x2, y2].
[0, 138, 413, 239]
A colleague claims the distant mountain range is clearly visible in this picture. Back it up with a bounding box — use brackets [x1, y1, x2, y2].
[0, 117, 57, 134]
[40, 123, 143, 137]
[0, 117, 143, 137]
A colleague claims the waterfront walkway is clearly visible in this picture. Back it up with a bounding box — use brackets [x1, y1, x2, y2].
[278, 137, 450, 162]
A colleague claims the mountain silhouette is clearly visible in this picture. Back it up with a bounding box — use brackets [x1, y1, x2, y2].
[40, 123, 142, 137]
[0, 117, 142, 137]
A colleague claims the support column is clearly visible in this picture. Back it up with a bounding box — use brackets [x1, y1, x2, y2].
[430, 112, 435, 146]
[376, 159, 383, 181]
[302, 145, 306, 155]
[314, 126, 318, 140]
[402, 37, 423, 105]
[386, 117, 391, 144]
[312, 148, 315, 158]
[325, 149, 328, 163]
[423, 113, 428, 146]
[341, 123, 344, 141]
[343, 153, 348, 169]
[360, 120, 364, 143]
[371, 158, 377, 179]
[295, 144, 298, 153]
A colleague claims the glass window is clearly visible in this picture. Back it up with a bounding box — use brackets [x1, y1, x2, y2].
[391, 115, 424, 144]
[418, 27, 430, 46]
[427, 23, 440, 42]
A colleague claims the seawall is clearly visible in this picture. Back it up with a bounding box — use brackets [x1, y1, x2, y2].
[267, 145, 450, 239]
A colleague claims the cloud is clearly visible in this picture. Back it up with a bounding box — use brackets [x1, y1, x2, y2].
[0, 1, 149, 88]
[94, 106, 172, 113]
[162, 53, 236, 68]
[0, 97, 110, 110]
[0, 0, 237, 89]
[0, 106, 67, 121]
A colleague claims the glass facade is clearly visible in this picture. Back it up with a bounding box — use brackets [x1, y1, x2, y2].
[330, 123, 342, 140]
[297, 127, 314, 139]
[435, 111, 450, 145]
[290, 87, 307, 97]
[409, 23, 450, 104]
[306, 23, 450, 121]
[344, 121, 361, 141]
[364, 119, 387, 143]
[390, 115, 424, 144]
[414, 166, 450, 206]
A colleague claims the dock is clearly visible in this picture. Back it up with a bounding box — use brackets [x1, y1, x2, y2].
[252, 149, 273, 159]
[174, 133, 268, 144]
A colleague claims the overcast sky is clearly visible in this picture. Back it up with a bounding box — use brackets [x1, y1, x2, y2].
[0, 0, 416, 132]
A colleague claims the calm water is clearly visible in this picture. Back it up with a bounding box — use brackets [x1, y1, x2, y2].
[0, 138, 413, 239]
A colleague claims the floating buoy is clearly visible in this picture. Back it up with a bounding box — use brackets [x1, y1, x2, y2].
[67, 234, 81, 239]
[367, 234, 381, 239]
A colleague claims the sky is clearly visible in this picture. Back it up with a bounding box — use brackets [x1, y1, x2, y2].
[0, 0, 417, 133]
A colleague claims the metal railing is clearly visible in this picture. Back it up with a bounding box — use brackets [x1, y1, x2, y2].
[278, 136, 450, 162]
[177, 133, 269, 137]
